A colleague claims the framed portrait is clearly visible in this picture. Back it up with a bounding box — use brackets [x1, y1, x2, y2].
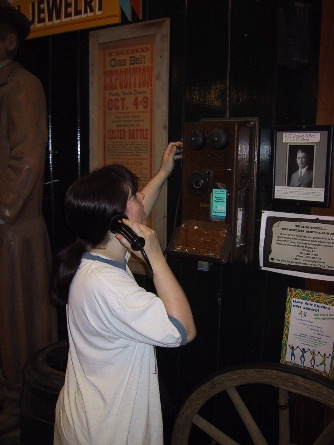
[272, 125, 333, 207]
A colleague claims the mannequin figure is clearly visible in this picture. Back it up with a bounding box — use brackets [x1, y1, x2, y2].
[0, 0, 57, 434]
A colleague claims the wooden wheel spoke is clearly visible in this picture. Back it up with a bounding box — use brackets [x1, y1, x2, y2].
[278, 388, 290, 445]
[227, 387, 268, 445]
[192, 414, 240, 445]
[313, 418, 334, 445]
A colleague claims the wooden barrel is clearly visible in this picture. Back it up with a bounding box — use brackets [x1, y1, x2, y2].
[20, 341, 68, 445]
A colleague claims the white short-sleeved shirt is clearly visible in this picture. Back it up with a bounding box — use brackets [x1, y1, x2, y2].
[54, 253, 182, 445]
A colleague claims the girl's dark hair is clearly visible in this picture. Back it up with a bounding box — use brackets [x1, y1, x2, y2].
[50, 164, 138, 306]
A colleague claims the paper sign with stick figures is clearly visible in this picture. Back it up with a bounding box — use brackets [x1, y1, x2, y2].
[281, 287, 334, 378]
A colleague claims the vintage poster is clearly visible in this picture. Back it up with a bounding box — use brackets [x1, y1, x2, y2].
[90, 19, 170, 259]
[281, 288, 334, 378]
[259, 211, 334, 281]
[99, 36, 155, 192]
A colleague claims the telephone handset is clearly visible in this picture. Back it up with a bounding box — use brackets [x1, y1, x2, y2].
[109, 213, 145, 251]
[109, 213, 153, 278]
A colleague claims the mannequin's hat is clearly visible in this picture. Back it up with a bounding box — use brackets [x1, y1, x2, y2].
[0, 0, 30, 40]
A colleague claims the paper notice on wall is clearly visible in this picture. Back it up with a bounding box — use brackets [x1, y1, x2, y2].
[281, 288, 334, 378]
[99, 35, 156, 189]
[259, 211, 334, 281]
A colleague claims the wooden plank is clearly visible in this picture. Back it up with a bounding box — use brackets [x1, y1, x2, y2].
[193, 414, 239, 445]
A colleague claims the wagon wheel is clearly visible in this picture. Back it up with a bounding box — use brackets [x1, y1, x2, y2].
[171, 363, 334, 445]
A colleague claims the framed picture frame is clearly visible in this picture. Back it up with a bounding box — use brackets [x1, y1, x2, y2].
[272, 125, 333, 207]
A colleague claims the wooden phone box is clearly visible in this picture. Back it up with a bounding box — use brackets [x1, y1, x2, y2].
[168, 118, 259, 263]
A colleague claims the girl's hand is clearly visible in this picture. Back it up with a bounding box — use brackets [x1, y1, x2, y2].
[159, 141, 183, 179]
[115, 218, 163, 261]
[139, 141, 183, 218]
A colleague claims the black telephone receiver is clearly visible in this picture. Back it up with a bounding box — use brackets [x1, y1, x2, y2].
[109, 213, 145, 251]
[109, 213, 153, 278]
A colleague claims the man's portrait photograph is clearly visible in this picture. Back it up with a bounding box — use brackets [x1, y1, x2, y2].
[287, 144, 315, 188]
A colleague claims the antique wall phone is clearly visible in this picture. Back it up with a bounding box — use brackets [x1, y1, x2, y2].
[168, 118, 259, 263]
[109, 213, 153, 277]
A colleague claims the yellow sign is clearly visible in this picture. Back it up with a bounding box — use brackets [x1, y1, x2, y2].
[12, 0, 121, 39]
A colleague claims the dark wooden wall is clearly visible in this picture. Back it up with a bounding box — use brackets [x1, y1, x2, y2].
[18, 0, 333, 443]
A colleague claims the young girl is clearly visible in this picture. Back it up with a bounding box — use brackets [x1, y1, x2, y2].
[51, 142, 196, 445]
